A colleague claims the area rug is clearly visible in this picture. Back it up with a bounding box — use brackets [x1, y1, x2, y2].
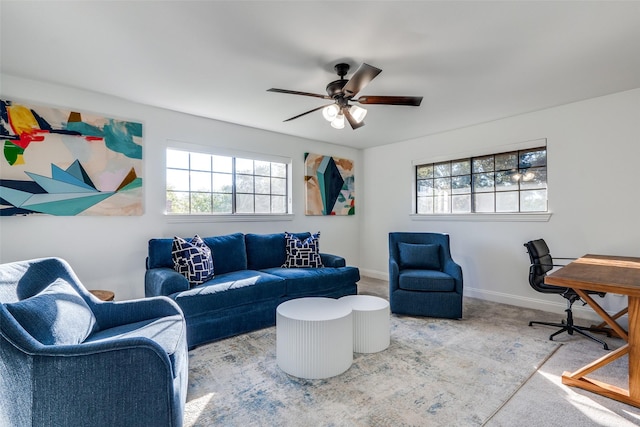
[184, 304, 559, 426]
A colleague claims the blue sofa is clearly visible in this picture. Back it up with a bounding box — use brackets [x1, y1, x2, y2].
[0, 257, 187, 427]
[145, 232, 360, 348]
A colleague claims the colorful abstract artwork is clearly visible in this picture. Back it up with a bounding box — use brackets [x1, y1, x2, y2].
[304, 153, 354, 216]
[0, 99, 143, 216]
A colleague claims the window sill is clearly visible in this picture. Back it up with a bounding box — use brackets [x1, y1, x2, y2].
[166, 214, 295, 223]
[410, 212, 552, 222]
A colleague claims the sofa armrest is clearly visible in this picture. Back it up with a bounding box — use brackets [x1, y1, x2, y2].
[91, 296, 184, 330]
[320, 253, 346, 268]
[145, 268, 189, 297]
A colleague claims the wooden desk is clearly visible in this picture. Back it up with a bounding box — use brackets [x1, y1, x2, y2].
[545, 254, 640, 407]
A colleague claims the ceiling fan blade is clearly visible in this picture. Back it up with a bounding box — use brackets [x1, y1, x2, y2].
[283, 103, 335, 122]
[354, 95, 423, 106]
[343, 107, 365, 130]
[267, 88, 332, 100]
[341, 63, 382, 98]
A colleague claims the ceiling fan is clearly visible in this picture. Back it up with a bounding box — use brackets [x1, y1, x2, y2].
[267, 63, 423, 130]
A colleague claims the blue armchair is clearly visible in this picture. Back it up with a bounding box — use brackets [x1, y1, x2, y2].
[389, 232, 463, 319]
[0, 257, 188, 427]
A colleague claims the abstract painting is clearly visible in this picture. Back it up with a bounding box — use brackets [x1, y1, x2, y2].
[0, 99, 143, 216]
[304, 153, 354, 215]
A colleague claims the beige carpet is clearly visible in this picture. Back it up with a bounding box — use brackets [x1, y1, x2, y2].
[183, 299, 559, 426]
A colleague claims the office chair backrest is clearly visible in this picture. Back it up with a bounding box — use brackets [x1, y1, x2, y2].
[524, 239, 556, 291]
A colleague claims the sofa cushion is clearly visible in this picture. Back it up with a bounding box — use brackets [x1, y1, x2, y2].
[398, 242, 441, 270]
[398, 270, 455, 292]
[265, 266, 360, 298]
[245, 232, 310, 270]
[85, 314, 185, 378]
[5, 278, 98, 345]
[282, 232, 324, 268]
[172, 235, 214, 286]
[172, 270, 286, 317]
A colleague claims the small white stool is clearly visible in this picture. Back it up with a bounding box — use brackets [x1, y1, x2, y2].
[339, 295, 390, 353]
[276, 297, 353, 379]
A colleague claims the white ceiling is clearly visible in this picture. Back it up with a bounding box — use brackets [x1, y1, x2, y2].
[2, 1, 640, 150]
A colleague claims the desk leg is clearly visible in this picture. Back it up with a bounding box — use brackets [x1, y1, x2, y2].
[574, 289, 628, 341]
[629, 296, 640, 400]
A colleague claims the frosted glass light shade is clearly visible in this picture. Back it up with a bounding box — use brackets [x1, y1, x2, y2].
[322, 104, 340, 121]
[331, 113, 345, 129]
[349, 105, 367, 123]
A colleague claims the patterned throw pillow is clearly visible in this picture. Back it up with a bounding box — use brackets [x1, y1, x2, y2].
[282, 232, 324, 268]
[172, 235, 214, 285]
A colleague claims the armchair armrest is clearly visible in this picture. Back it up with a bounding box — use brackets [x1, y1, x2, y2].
[443, 259, 463, 294]
[91, 296, 183, 331]
[389, 259, 400, 291]
[320, 253, 346, 268]
[145, 267, 189, 297]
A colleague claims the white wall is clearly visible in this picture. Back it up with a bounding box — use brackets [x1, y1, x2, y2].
[360, 88, 640, 322]
[0, 75, 362, 300]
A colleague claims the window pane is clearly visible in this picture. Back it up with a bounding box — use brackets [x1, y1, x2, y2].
[417, 165, 433, 179]
[495, 170, 518, 191]
[167, 149, 189, 169]
[495, 152, 517, 171]
[473, 156, 494, 173]
[496, 192, 519, 212]
[417, 196, 433, 214]
[190, 171, 211, 192]
[212, 155, 232, 173]
[212, 193, 232, 213]
[255, 195, 271, 213]
[166, 191, 189, 213]
[520, 149, 546, 168]
[417, 179, 433, 196]
[271, 196, 287, 213]
[191, 193, 212, 214]
[236, 158, 253, 174]
[519, 167, 547, 190]
[236, 174, 254, 193]
[451, 160, 470, 176]
[452, 194, 471, 213]
[236, 194, 254, 213]
[434, 177, 451, 193]
[254, 161, 270, 176]
[190, 153, 212, 171]
[434, 162, 451, 178]
[271, 177, 286, 195]
[167, 169, 189, 191]
[212, 173, 232, 192]
[272, 163, 286, 178]
[255, 176, 270, 194]
[521, 190, 547, 212]
[474, 193, 495, 212]
[451, 175, 471, 194]
[434, 193, 450, 213]
[473, 173, 494, 192]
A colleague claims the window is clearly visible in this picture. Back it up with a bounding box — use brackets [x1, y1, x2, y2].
[166, 148, 289, 215]
[416, 147, 547, 214]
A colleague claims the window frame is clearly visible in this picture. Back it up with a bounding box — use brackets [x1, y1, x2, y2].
[413, 139, 549, 220]
[164, 142, 293, 220]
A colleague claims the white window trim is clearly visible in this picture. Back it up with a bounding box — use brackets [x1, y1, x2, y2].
[164, 139, 293, 216]
[411, 138, 548, 217]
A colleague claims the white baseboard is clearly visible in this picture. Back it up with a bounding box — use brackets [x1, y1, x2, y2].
[359, 269, 628, 327]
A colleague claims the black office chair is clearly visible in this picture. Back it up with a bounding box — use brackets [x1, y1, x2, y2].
[524, 239, 610, 350]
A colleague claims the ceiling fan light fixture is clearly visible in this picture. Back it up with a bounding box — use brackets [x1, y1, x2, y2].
[322, 104, 340, 121]
[331, 113, 345, 129]
[349, 105, 367, 123]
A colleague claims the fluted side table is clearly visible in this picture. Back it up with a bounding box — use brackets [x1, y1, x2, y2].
[340, 295, 390, 353]
[276, 297, 353, 379]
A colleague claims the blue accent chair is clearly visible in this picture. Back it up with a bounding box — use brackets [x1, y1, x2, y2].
[0, 257, 188, 427]
[389, 232, 463, 319]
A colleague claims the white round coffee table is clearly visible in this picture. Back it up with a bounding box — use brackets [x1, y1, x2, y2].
[276, 297, 353, 379]
[339, 295, 390, 353]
